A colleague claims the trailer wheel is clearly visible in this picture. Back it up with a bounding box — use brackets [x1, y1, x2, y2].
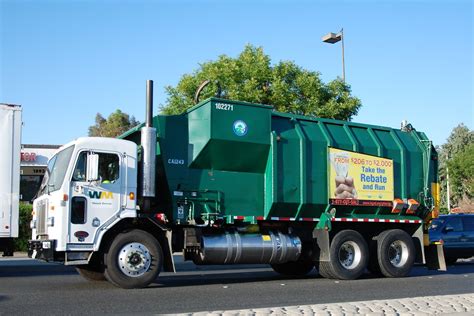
[76, 265, 105, 281]
[325, 230, 369, 280]
[376, 229, 415, 278]
[271, 260, 314, 277]
[104, 229, 163, 289]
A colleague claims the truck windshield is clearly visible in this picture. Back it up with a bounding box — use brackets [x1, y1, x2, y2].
[39, 145, 75, 194]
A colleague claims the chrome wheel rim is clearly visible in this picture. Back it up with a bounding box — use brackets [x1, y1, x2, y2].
[118, 242, 151, 277]
[389, 240, 409, 268]
[338, 241, 361, 270]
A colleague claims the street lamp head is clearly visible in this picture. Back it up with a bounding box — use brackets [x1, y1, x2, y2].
[322, 32, 342, 44]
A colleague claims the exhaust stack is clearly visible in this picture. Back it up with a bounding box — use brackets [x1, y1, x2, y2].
[141, 80, 156, 199]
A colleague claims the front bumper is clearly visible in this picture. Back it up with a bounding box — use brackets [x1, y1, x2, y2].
[28, 240, 64, 262]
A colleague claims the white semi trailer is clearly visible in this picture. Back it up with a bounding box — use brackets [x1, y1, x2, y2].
[0, 103, 22, 256]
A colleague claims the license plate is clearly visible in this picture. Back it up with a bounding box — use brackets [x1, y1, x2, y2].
[42, 241, 51, 249]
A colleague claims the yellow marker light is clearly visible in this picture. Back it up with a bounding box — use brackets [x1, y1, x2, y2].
[129, 192, 135, 200]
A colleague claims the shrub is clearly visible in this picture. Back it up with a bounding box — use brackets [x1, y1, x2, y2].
[14, 203, 33, 252]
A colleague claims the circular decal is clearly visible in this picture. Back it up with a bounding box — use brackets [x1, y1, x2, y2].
[233, 120, 248, 136]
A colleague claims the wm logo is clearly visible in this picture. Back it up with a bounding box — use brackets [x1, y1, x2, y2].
[88, 191, 113, 199]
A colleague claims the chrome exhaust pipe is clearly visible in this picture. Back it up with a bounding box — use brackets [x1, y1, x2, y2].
[141, 80, 156, 199]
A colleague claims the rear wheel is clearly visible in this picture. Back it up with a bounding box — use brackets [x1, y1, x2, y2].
[104, 229, 163, 289]
[271, 260, 314, 277]
[323, 230, 369, 280]
[376, 229, 415, 278]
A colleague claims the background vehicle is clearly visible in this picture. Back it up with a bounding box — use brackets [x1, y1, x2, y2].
[28, 80, 445, 288]
[429, 214, 474, 264]
[0, 103, 22, 256]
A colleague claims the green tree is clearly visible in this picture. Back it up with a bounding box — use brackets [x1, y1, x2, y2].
[88, 110, 140, 137]
[162, 45, 361, 120]
[448, 143, 474, 205]
[438, 124, 474, 212]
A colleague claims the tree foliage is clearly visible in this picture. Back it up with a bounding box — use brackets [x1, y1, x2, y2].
[88, 110, 140, 138]
[438, 124, 474, 212]
[448, 143, 474, 203]
[162, 45, 361, 120]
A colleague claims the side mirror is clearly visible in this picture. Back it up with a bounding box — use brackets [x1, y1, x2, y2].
[86, 153, 99, 181]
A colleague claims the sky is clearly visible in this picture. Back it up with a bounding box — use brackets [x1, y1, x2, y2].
[1, 0, 472, 147]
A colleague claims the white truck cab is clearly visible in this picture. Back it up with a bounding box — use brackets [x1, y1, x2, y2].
[30, 137, 138, 263]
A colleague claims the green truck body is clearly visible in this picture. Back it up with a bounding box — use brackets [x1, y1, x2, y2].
[122, 97, 438, 225]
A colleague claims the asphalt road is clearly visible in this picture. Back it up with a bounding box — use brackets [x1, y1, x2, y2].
[0, 256, 473, 315]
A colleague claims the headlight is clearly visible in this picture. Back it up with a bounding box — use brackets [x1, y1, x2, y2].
[30, 220, 36, 229]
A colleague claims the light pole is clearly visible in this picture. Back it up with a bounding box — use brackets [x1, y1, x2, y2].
[322, 28, 345, 82]
[446, 153, 451, 213]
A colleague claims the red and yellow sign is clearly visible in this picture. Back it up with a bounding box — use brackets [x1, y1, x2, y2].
[328, 148, 394, 206]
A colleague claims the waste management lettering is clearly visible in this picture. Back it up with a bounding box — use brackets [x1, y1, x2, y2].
[328, 148, 394, 207]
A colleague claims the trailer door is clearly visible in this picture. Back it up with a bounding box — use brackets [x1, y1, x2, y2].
[0, 105, 21, 238]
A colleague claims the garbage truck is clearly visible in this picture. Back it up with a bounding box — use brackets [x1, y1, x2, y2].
[1, 103, 22, 256]
[28, 80, 445, 288]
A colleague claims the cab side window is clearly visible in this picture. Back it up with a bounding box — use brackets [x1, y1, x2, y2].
[72, 152, 119, 183]
[98, 153, 119, 183]
[72, 152, 87, 181]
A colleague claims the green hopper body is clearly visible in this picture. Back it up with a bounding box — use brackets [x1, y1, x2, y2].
[121, 98, 438, 225]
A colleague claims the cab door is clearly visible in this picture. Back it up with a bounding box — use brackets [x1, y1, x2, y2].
[68, 151, 122, 245]
[442, 216, 464, 251]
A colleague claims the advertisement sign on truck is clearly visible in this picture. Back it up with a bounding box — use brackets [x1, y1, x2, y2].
[329, 148, 394, 207]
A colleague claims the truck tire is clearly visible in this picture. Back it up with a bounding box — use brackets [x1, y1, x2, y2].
[76, 265, 106, 281]
[104, 229, 163, 289]
[376, 229, 415, 278]
[271, 260, 314, 277]
[76, 252, 106, 281]
[317, 261, 336, 279]
[325, 230, 369, 280]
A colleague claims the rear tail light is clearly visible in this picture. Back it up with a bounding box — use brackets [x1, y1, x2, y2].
[392, 198, 406, 213]
[406, 199, 420, 214]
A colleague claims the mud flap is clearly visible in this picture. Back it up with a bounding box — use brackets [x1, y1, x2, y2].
[313, 229, 331, 262]
[424, 244, 446, 271]
[163, 230, 176, 273]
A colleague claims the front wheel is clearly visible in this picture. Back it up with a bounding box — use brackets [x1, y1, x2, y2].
[76, 265, 106, 281]
[76, 252, 106, 281]
[104, 229, 163, 289]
